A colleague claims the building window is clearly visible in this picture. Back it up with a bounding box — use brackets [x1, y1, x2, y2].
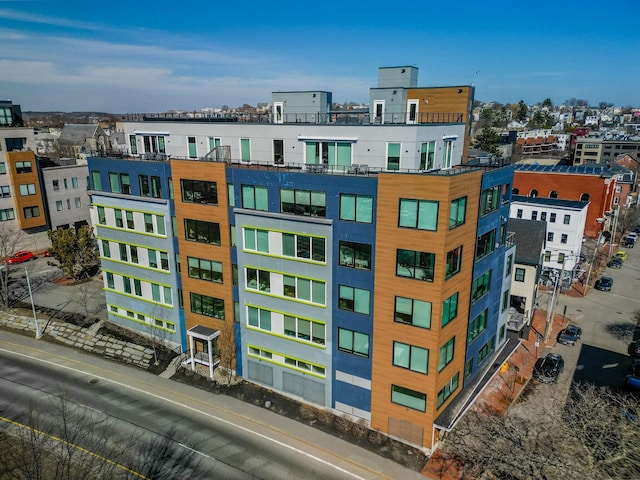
[340, 194, 373, 223]
[445, 246, 463, 279]
[247, 306, 272, 331]
[530, 189, 538, 198]
[502, 289, 509, 312]
[549, 190, 558, 198]
[119, 243, 128, 262]
[279, 273, 325, 304]
[105, 272, 114, 289]
[15, 161, 32, 173]
[181, 179, 218, 205]
[515, 267, 525, 282]
[74, 197, 81, 208]
[284, 315, 325, 345]
[148, 249, 157, 269]
[399, 198, 438, 231]
[563, 214, 571, 225]
[71, 177, 78, 188]
[240, 138, 251, 162]
[23, 206, 40, 218]
[67, 199, 71, 210]
[479, 186, 499, 216]
[188, 136, 197, 158]
[420, 141, 435, 170]
[338, 328, 369, 357]
[547, 232, 554, 242]
[465, 359, 474, 378]
[442, 293, 459, 327]
[394, 296, 432, 329]
[391, 385, 426, 412]
[282, 233, 325, 262]
[190, 293, 224, 319]
[120, 174, 131, 194]
[144, 213, 153, 233]
[478, 336, 496, 364]
[126, 211, 134, 229]
[151, 176, 162, 198]
[129, 135, 138, 154]
[273, 139, 284, 164]
[0, 186, 9, 198]
[558, 252, 565, 264]
[550, 213, 556, 223]
[244, 227, 269, 253]
[580, 193, 590, 202]
[544, 250, 551, 262]
[541, 211, 547, 221]
[471, 270, 491, 303]
[393, 341, 429, 374]
[138, 175, 150, 196]
[438, 337, 455, 371]
[443, 140, 454, 168]
[387, 143, 400, 170]
[449, 196, 467, 229]
[339, 241, 371, 270]
[476, 229, 496, 260]
[227, 184, 235, 207]
[113, 209, 123, 228]
[185, 219, 221, 245]
[188, 257, 223, 283]
[96, 206, 105, 224]
[280, 188, 326, 217]
[561, 234, 568, 244]
[516, 209, 523, 219]
[512, 188, 519, 195]
[436, 372, 459, 409]
[506, 254, 513, 276]
[19, 183, 36, 196]
[55, 200, 63, 211]
[338, 285, 370, 315]
[396, 249, 435, 281]
[108, 172, 120, 193]
[52, 179, 60, 191]
[468, 309, 488, 343]
[91, 171, 101, 190]
[531, 210, 537, 221]
[242, 185, 269, 211]
[0, 163, 5, 174]
[0, 208, 15, 221]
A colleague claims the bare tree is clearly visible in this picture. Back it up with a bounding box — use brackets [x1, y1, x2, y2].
[216, 319, 237, 386]
[443, 383, 640, 479]
[0, 225, 24, 309]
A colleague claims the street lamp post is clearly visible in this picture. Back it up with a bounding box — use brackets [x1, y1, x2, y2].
[607, 206, 620, 259]
[25, 267, 41, 339]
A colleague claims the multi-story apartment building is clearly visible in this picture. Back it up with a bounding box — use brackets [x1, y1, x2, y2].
[88, 66, 515, 451]
[574, 136, 640, 165]
[40, 159, 90, 230]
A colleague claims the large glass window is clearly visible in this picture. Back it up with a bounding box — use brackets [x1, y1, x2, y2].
[19, 183, 36, 196]
[471, 270, 491, 303]
[339, 241, 371, 270]
[188, 257, 223, 283]
[476, 229, 496, 260]
[281, 274, 325, 304]
[338, 285, 370, 315]
[242, 185, 268, 211]
[391, 385, 426, 411]
[445, 246, 463, 279]
[393, 342, 429, 374]
[479, 185, 499, 216]
[283, 315, 325, 345]
[23, 206, 40, 218]
[97, 206, 106, 225]
[280, 188, 326, 217]
[246, 268, 271, 292]
[449, 196, 467, 229]
[338, 328, 369, 357]
[396, 249, 435, 281]
[394, 296, 431, 328]
[339, 194, 373, 223]
[442, 293, 458, 327]
[247, 306, 272, 331]
[185, 219, 221, 245]
[244, 228, 269, 253]
[120, 174, 131, 194]
[282, 233, 325, 262]
[420, 141, 435, 170]
[478, 336, 496, 364]
[399, 199, 438, 230]
[15, 161, 32, 173]
[438, 337, 455, 371]
[387, 143, 400, 170]
[190, 293, 224, 319]
[108, 172, 120, 193]
[188, 136, 197, 158]
[515, 268, 525, 282]
[304, 141, 352, 167]
[468, 309, 488, 343]
[436, 372, 460, 409]
[273, 139, 284, 164]
[240, 138, 251, 161]
[181, 179, 218, 204]
[91, 171, 102, 190]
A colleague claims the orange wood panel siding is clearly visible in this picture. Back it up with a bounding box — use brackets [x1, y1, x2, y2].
[407, 86, 474, 160]
[370, 170, 482, 448]
[8, 152, 46, 229]
[171, 159, 233, 333]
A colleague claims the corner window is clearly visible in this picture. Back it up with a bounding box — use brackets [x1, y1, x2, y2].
[436, 372, 459, 409]
[438, 337, 455, 371]
[476, 229, 496, 260]
[445, 246, 462, 279]
[468, 309, 488, 343]
[449, 196, 467, 229]
[396, 249, 435, 281]
[391, 385, 426, 412]
[442, 293, 458, 327]
[393, 341, 429, 374]
[399, 199, 438, 231]
[479, 186, 499, 216]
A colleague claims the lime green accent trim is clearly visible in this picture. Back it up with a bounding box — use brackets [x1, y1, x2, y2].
[102, 268, 172, 288]
[246, 344, 326, 379]
[245, 326, 326, 349]
[245, 303, 326, 325]
[244, 265, 326, 283]
[244, 288, 327, 308]
[99, 256, 170, 274]
[104, 286, 172, 308]
[97, 224, 167, 239]
[241, 224, 327, 240]
[93, 202, 167, 216]
[107, 304, 176, 333]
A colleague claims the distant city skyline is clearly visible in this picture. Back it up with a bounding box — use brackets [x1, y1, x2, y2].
[1, 1, 639, 113]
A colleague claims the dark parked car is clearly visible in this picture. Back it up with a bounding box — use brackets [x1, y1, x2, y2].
[594, 276, 613, 291]
[608, 257, 623, 269]
[557, 325, 583, 346]
[629, 342, 640, 358]
[623, 237, 635, 248]
[533, 353, 565, 384]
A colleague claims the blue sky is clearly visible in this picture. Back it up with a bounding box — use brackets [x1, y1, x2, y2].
[1, 0, 638, 112]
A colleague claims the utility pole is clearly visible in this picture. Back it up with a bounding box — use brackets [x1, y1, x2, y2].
[608, 206, 619, 259]
[25, 267, 41, 339]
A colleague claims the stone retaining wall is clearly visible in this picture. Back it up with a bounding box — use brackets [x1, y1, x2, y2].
[0, 312, 154, 369]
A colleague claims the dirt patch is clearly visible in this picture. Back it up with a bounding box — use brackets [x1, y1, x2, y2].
[172, 368, 428, 472]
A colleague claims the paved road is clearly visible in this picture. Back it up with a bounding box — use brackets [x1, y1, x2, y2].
[0, 330, 425, 480]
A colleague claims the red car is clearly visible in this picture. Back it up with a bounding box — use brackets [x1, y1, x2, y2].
[5, 250, 35, 264]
